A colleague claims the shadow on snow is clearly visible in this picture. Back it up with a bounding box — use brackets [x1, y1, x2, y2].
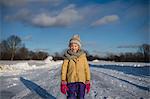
[20, 77, 56, 99]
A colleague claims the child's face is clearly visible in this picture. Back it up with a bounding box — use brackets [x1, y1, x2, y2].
[69, 43, 79, 53]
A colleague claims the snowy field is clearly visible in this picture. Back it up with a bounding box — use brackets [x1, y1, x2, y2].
[0, 60, 149, 99]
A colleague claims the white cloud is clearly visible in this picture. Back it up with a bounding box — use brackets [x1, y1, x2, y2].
[5, 4, 82, 27]
[91, 15, 120, 26]
[31, 4, 82, 27]
[22, 35, 32, 41]
[31, 13, 57, 27]
[33, 48, 49, 52]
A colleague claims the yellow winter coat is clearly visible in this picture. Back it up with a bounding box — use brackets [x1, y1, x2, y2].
[61, 53, 90, 84]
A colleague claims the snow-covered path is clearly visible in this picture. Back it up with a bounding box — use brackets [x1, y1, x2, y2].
[0, 61, 149, 99]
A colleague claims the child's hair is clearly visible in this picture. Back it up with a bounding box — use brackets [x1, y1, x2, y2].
[69, 34, 81, 48]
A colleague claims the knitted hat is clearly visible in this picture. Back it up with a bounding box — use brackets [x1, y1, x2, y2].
[69, 34, 81, 47]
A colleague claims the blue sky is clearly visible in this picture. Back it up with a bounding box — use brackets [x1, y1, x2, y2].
[1, 0, 149, 56]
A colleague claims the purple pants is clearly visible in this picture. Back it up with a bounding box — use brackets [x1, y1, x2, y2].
[67, 82, 86, 99]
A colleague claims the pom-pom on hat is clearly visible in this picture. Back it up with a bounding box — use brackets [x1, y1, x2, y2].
[69, 34, 81, 47]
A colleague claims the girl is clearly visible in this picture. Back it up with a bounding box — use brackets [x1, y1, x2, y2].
[60, 34, 91, 99]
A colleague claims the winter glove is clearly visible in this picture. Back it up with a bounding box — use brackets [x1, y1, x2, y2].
[60, 81, 68, 95]
[85, 81, 90, 93]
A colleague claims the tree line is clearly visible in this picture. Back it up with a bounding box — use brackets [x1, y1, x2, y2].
[0, 35, 48, 60]
[48, 45, 150, 62]
[0, 35, 149, 62]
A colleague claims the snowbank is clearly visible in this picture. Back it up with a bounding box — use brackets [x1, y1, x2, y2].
[0, 62, 39, 72]
[48, 60, 63, 66]
[44, 56, 53, 63]
[0, 60, 63, 72]
[10, 62, 37, 70]
[90, 60, 150, 67]
[92, 59, 100, 62]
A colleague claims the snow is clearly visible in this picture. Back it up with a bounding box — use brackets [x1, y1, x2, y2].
[92, 59, 100, 63]
[89, 67, 149, 98]
[0, 60, 149, 99]
[44, 56, 53, 63]
[0, 60, 63, 72]
[7, 83, 17, 88]
[10, 62, 34, 70]
[90, 60, 150, 67]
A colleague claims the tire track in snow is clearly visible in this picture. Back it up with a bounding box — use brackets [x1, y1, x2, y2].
[90, 69, 148, 99]
[90, 70, 138, 99]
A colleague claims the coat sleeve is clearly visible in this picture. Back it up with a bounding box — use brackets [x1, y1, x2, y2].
[84, 54, 91, 81]
[61, 59, 69, 81]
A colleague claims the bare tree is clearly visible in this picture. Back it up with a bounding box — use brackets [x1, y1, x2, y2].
[17, 47, 29, 60]
[139, 44, 150, 62]
[7, 35, 22, 60]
